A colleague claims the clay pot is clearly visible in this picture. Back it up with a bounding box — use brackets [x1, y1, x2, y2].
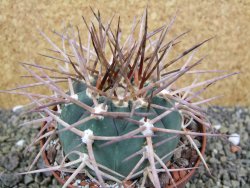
[40, 119, 206, 188]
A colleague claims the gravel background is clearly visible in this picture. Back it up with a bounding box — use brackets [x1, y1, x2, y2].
[0, 106, 249, 188]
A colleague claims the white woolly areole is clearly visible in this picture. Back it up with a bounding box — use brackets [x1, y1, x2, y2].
[92, 103, 108, 120]
[160, 89, 170, 95]
[89, 75, 95, 83]
[80, 153, 89, 162]
[117, 94, 124, 101]
[65, 94, 79, 107]
[134, 98, 148, 109]
[71, 94, 79, 100]
[86, 88, 92, 98]
[113, 100, 129, 108]
[140, 118, 154, 136]
[81, 129, 94, 144]
[228, 133, 240, 146]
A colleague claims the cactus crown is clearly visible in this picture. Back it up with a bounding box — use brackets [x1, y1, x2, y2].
[3, 8, 237, 188]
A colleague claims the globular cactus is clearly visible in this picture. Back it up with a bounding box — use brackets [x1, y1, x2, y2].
[2, 8, 237, 188]
[58, 80, 182, 180]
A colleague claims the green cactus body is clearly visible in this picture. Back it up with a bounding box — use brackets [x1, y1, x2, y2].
[58, 81, 182, 179]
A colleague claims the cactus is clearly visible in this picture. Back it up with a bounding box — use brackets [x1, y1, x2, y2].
[2, 8, 238, 188]
[58, 80, 182, 180]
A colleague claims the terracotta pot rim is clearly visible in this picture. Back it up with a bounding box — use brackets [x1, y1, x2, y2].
[165, 122, 207, 188]
[40, 119, 206, 188]
[40, 138, 76, 188]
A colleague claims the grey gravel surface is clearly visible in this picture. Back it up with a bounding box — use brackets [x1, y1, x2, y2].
[0, 106, 249, 188]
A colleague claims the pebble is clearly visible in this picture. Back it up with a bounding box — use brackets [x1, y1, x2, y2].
[220, 156, 227, 163]
[192, 139, 201, 148]
[213, 124, 221, 130]
[40, 177, 51, 185]
[16, 139, 25, 147]
[29, 182, 40, 188]
[231, 180, 240, 187]
[24, 174, 34, 185]
[0, 109, 58, 187]
[187, 120, 199, 132]
[230, 145, 241, 153]
[222, 173, 231, 186]
[36, 158, 53, 177]
[215, 142, 223, 150]
[175, 158, 189, 167]
[228, 133, 240, 145]
[0, 135, 9, 142]
[239, 167, 248, 177]
[3, 152, 20, 171]
[173, 148, 182, 159]
[34, 174, 43, 183]
[209, 157, 220, 164]
[12, 105, 24, 113]
[220, 126, 228, 133]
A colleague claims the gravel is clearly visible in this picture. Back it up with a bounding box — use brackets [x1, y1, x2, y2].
[0, 106, 249, 188]
[0, 109, 60, 188]
[187, 107, 250, 188]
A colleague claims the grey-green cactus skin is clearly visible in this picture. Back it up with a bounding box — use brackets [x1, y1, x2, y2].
[58, 81, 182, 179]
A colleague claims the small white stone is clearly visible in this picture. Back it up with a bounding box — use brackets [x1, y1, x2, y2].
[12, 105, 23, 113]
[228, 133, 240, 146]
[72, 179, 81, 186]
[16, 139, 25, 147]
[213, 124, 221, 130]
[213, 149, 218, 154]
[160, 89, 170, 95]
